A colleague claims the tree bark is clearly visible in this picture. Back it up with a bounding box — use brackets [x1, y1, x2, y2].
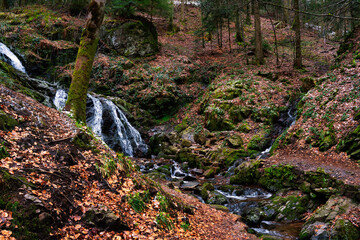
[293, 0, 302, 68]
[282, 0, 289, 23]
[64, 0, 105, 122]
[253, 0, 263, 64]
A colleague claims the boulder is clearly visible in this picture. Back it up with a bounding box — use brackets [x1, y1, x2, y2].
[83, 208, 130, 231]
[102, 17, 158, 57]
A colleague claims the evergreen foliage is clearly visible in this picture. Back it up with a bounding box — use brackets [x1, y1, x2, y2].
[110, 0, 170, 18]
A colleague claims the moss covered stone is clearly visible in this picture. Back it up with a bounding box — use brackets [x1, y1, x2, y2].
[102, 17, 159, 57]
[230, 160, 263, 185]
[258, 164, 298, 192]
[0, 110, 18, 131]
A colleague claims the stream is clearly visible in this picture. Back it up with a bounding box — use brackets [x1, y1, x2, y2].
[0, 42, 147, 157]
[2, 42, 301, 239]
[136, 106, 299, 239]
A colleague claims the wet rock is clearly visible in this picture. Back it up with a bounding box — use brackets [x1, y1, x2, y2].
[190, 168, 203, 175]
[183, 175, 197, 181]
[207, 191, 227, 205]
[227, 134, 243, 148]
[203, 168, 216, 178]
[83, 208, 130, 231]
[299, 196, 359, 240]
[242, 207, 265, 226]
[180, 181, 199, 190]
[299, 222, 329, 240]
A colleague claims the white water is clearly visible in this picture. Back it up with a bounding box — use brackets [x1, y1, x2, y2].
[173, 0, 200, 6]
[216, 189, 272, 201]
[87, 95, 103, 137]
[53, 89, 148, 157]
[0, 42, 26, 73]
[53, 89, 68, 110]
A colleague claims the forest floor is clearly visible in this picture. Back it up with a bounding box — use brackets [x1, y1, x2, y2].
[0, 85, 257, 239]
[1, 3, 360, 239]
[150, 5, 359, 185]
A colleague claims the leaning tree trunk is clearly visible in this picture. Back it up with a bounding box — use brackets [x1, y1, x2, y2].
[64, 0, 105, 122]
[293, 0, 302, 68]
[253, 0, 263, 64]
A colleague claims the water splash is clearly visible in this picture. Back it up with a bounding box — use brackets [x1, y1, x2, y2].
[53, 89, 148, 157]
[0, 42, 26, 73]
[53, 89, 68, 110]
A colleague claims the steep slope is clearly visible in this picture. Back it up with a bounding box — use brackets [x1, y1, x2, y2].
[0, 84, 256, 239]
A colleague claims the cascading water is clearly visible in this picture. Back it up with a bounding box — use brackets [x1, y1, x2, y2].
[0, 42, 26, 73]
[0, 42, 147, 157]
[53, 89, 148, 157]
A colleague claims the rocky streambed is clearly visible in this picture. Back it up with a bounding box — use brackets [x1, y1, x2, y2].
[132, 156, 360, 240]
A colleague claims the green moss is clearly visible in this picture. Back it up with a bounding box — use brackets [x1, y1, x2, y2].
[230, 160, 262, 185]
[258, 164, 297, 192]
[72, 130, 94, 150]
[337, 125, 360, 159]
[0, 170, 50, 239]
[0, 110, 18, 131]
[331, 219, 360, 240]
[247, 134, 271, 152]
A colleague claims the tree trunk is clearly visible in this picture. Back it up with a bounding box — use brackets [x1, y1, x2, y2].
[293, 0, 302, 68]
[168, 0, 174, 31]
[1, 0, 9, 9]
[235, 8, 244, 43]
[282, 0, 289, 24]
[246, 0, 251, 25]
[253, 0, 263, 64]
[64, 0, 105, 122]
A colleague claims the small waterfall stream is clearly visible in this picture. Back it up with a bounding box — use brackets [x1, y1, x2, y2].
[53, 89, 148, 157]
[0, 42, 26, 73]
[0, 43, 147, 157]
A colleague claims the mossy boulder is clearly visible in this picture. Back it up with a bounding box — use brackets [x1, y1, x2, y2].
[299, 196, 359, 240]
[258, 164, 298, 192]
[247, 134, 272, 152]
[203, 167, 216, 178]
[101, 17, 159, 57]
[84, 208, 130, 231]
[330, 219, 360, 240]
[227, 134, 243, 148]
[266, 193, 313, 222]
[230, 160, 263, 185]
[176, 148, 208, 168]
[0, 110, 18, 131]
[205, 106, 235, 131]
[207, 191, 227, 205]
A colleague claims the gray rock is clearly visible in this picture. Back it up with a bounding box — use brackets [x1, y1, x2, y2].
[83, 208, 130, 231]
[101, 18, 158, 57]
[180, 181, 200, 190]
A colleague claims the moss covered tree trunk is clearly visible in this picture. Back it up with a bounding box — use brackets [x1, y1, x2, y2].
[64, 0, 105, 122]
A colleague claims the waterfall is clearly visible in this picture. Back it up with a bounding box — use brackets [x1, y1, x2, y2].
[53, 89, 148, 157]
[0, 42, 26, 73]
[0, 42, 147, 157]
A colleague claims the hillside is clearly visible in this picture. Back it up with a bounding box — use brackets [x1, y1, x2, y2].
[0, 3, 359, 240]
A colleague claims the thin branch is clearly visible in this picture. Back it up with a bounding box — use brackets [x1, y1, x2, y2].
[262, 1, 360, 21]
